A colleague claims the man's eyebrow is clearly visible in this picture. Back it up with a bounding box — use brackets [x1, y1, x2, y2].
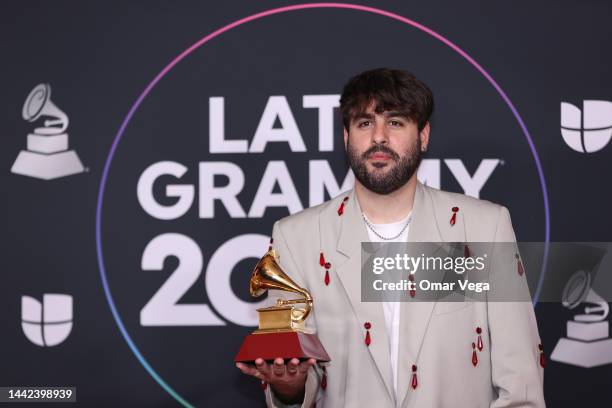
[351, 112, 375, 121]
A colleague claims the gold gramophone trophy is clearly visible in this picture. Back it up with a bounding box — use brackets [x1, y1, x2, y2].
[235, 249, 330, 363]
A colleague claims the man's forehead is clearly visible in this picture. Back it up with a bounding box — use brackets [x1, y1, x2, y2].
[352, 100, 410, 116]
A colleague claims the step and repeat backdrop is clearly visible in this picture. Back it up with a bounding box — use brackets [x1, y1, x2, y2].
[1, 1, 611, 406]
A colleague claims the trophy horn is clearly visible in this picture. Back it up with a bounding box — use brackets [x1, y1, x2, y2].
[235, 250, 331, 363]
[250, 250, 313, 322]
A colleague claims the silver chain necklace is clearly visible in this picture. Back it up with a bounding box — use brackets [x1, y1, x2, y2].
[362, 213, 412, 241]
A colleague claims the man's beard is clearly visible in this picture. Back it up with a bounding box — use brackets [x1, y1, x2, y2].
[347, 137, 423, 195]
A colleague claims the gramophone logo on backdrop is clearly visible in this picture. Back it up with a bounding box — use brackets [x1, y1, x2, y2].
[21, 294, 73, 347]
[560, 100, 612, 153]
[551, 271, 612, 368]
[11, 83, 85, 180]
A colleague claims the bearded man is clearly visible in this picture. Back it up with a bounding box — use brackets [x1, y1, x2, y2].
[236, 68, 545, 408]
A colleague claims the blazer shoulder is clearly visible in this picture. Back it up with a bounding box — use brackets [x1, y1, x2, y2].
[425, 184, 504, 213]
[274, 190, 349, 236]
[423, 184, 508, 233]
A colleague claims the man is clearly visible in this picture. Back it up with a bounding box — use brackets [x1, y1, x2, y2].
[236, 68, 545, 407]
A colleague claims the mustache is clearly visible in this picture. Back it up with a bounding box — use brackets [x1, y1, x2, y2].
[362, 145, 400, 161]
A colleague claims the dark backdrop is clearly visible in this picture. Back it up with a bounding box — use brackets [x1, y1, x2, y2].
[1, 1, 611, 406]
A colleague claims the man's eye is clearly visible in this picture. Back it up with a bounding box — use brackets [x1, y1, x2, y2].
[389, 120, 403, 126]
[358, 121, 371, 128]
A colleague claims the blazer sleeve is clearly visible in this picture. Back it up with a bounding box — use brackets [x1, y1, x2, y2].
[263, 220, 323, 408]
[488, 206, 546, 408]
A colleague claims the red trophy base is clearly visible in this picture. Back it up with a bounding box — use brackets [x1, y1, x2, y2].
[235, 331, 331, 363]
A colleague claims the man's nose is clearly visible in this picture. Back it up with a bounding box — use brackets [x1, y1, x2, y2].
[371, 121, 389, 145]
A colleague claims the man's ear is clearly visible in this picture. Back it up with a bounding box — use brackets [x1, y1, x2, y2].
[343, 127, 349, 150]
[420, 122, 431, 151]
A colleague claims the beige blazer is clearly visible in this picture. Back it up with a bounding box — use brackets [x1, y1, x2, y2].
[264, 181, 545, 408]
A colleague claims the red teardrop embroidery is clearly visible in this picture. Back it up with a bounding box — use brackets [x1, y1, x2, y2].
[337, 197, 349, 216]
[411, 365, 418, 389]
[472, 343, 478, 366]
[321, 373, 327, 390]
[515, 253, 524, 276]
[450, 206, 459, 226]
[319, 252, 325, 266]
[324, 269, 330, 286]
[476, 327, 483, 351]
[539, 344, 546, 367]
[364, 322, 371, 346]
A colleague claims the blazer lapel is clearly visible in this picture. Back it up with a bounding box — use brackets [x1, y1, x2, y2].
[397, 182, 465, 407]
[335, 188, 395, 401]
[332, 182, 468, 407]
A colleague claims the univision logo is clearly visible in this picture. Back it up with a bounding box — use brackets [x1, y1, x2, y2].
[21, 294, 73, 347]
[561, 100, 612, 153]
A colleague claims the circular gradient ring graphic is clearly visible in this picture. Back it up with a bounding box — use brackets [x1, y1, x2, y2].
[96, 3, 551, 407]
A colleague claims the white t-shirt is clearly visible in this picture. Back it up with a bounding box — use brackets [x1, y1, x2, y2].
[363, 211, 412, 407]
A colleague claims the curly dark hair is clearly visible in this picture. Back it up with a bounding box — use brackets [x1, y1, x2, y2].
[339, 68, 434, 132]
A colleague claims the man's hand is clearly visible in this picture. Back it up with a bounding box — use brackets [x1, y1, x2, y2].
[236, 357, 316, 404]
